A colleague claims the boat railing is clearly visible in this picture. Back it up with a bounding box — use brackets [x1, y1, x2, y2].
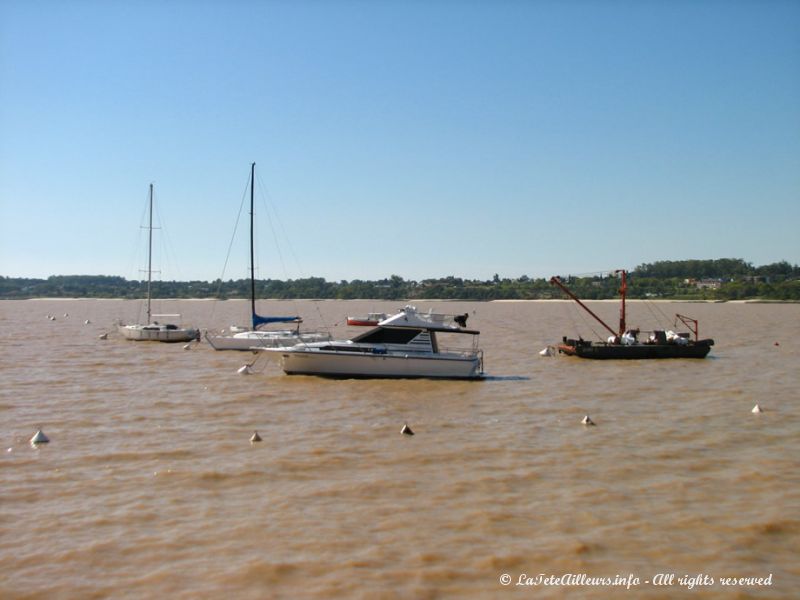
[151, 313, 184, 324]
[421, 311, 449, 324]
[437, 345, 482, 358]
[415, 310, 472, 329]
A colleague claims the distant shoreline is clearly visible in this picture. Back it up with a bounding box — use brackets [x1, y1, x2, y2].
[8, 297, 798, 304]
[4, 260, 798, 301]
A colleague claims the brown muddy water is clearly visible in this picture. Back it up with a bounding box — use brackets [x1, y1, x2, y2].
[1, 299, 798, 599]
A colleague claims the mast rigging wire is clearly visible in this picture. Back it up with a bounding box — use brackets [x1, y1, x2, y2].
[254, 169, 333, 332]
[207, 172, 251, 325]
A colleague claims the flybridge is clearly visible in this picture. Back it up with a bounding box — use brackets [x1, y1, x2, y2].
[375, 306, 479, 335]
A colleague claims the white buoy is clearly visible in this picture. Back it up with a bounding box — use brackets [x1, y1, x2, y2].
[539, 346, 555, 357]
[98, 333, 108, 340]
[752, 404, 763, 414]
[64, 313, 69, 318]
[582, 415, 596, 426]
[238, 365, 252, 375]
[30, 429, 50, 444]
[250, 431, 262, 443]
[84, 319, 91, 324]
[183, 343, 191, 350]
[401, 423, 414, 435]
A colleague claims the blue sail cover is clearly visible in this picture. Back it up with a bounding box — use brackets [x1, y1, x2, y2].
[253, 313, 301, 328]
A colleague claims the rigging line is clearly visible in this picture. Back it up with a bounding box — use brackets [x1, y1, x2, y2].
[640, 296, 674, 331]
[557, 280, 606, 341]
[152, 191, 183, 284]
[251, 170, 301, 323]
[651, 298, 674, 325]
[254, 169, 290, 280]
[149, 189, 182, 319]
[575, 301, 604, 341]
[213, 172, 251, 297]
[124, 188, 152, 283]
[254, 169, 333, 332]
[642, 299, 662, 328]
[251, 171, 293, 317]
[254, 170, 305, 279]
[206, 171, 251, 329]
[564, 286, 605, 341]
[560, 296, 602, 341]
[249, 353, 270, 373]
[128, 186, 155, 325]
[147, 188, 165, 317]
[561, 297, 580, 336]
[642, 298, 671, 330]
[203, 172, 250, 330]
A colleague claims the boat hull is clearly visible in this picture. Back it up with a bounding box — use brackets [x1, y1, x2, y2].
[557, 339, 714, 359]
[205, 330, 329, 351]
[271, 349, 483, 379]
[118, 325, 198, 343]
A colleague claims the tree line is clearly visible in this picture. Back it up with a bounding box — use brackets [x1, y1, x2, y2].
[2, 259, 799, 301]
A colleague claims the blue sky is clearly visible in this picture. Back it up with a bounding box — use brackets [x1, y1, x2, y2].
[1, 0, 798, 282]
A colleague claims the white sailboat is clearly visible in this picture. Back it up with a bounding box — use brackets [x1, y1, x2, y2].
[258, 305, 484, 379]
[118, 184, 199, 343]
[205, 163, 329, 351]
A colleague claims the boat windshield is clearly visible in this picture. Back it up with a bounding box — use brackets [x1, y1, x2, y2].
[352, 327, 423, 345]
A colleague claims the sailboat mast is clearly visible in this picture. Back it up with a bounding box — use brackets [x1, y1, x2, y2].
[617, 269, 627, 336]
[250, 162, 256, 329]
[146, 183, 153, 324]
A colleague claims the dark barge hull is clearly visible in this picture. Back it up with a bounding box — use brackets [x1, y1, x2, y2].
[557, 339, 714, 359]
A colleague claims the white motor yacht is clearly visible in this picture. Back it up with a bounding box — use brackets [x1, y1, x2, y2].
[258, 305, 484, 379]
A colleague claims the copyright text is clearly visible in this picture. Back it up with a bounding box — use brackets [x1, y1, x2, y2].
[499, 572, 774, 590]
